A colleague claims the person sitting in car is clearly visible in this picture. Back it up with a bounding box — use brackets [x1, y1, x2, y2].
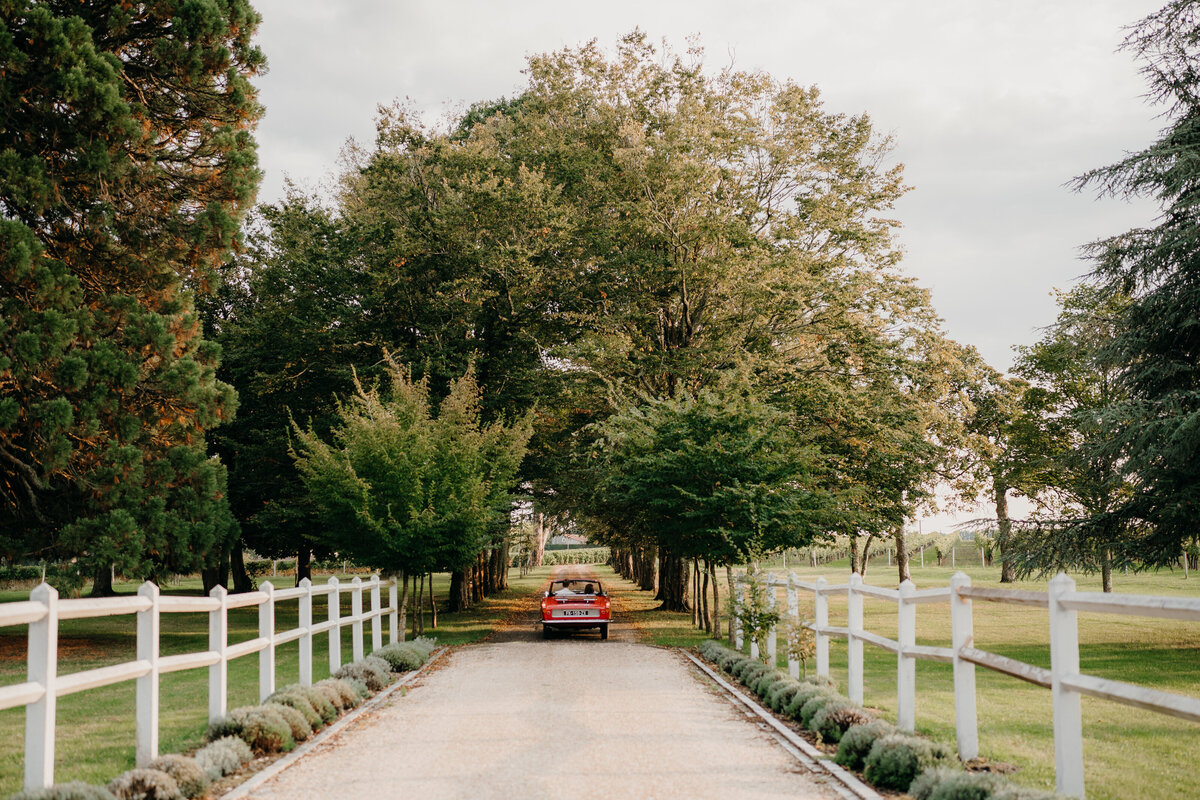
[553, 582, 576, 596]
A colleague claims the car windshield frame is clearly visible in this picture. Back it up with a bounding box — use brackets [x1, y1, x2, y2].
[548, 579, 604, 596]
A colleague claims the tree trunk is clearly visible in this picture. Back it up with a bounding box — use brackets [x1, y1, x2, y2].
[858, 534, 875, 576]
[724, 565, 733, 643]
[201, 548, 230, 595]
[849, 535, 860, 574]
[1102, 548, 1113, 593]
[701, 560, 711, 633]
[428, 573, 438, 627]
[533, 513, 548, 567]
[449, 569, 469, 612]
[895, 526, 911, 583]
[296, 548, 312, 586]
[90, 565, 115, 597]
[230, 542, 254, 593]
[638, 546, 657, 591]
[414, 573, 424, 636]
[709, 562, 719, 636]
[398, 570, 409, 642]
[996, 484, 1016, 583]
[497, 538, 510, 590]
[473, 553, 485, 603]
[657, 552, 689, 612]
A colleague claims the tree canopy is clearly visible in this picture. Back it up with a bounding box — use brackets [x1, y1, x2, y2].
[290, 357, 532, 577]
[0, 0, 263, 587]
[1073, 0, 1200, 566]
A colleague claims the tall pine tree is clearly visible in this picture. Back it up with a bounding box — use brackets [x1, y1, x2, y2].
[0, 1, 263, 590]
[1074, 0, 1200, 566]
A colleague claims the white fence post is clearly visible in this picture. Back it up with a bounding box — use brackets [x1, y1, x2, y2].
[814, 576, 829, 678]
[735, 578, 745, 650]
[370, 576, 382, 653]
[299, 578, 313, 686]
[25, 583, 58, 789]
[1049, 572, 1085, 798]
[327, 576, 341, 673]
[749, 573, 760, 661]
[847, 573, 864, 704]
[136, 581, 160, 766]
[897, 579, 916, 732]
[208, 585, 228, 723]
[388, 577, 398, 645]
[950, 571, 979, 761]
[259, 581, 276, 702]
[786, 571, 800, 679]
[766, 573, 777, 667]
[351, 576, 364, 662]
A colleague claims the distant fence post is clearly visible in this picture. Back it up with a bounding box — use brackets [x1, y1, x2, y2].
[786, 571, 800, 679]
[25, 582, 58, 790]
[136, 581, 160, 766]
[370, 576, 382, 653]
[299, 578, 313, 686]
[897, 579, 916, 732]
[1049, 572, 1085, 798]
[950, 571, 978, 760]
[208, 585, 228, 723]
[814, 576, 829, 678]
[327, 577, 341, 673]
[847, 573, 864, 704]
[388, 577, 398, 645]
[259, 581, 276, 702]
[766, 573, 777, 667]
[749, 573, 760, 661]
[351, 576, 364, 662]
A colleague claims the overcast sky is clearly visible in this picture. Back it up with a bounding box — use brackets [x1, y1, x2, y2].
[249, 1, 1168, 527]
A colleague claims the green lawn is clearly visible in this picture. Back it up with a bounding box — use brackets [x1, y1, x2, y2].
[661, 558, 1200, 800]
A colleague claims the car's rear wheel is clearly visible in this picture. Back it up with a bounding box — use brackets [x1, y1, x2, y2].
[542, 625, 551, 639]
[600, 623, 608, 640]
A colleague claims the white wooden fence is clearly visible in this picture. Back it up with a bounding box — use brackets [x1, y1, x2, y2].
[732, 570, 1200, 798]
[0, 575, 401, 791]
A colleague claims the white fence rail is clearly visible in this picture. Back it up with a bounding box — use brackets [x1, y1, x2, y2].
[732, 570, 1200, 798]
[0, 575, 401, 791]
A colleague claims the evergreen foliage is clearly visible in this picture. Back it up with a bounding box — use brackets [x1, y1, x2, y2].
[1071, 0, 1200, 564]
[834, 719, 897, 771]
[192, 736, 251, 780]
[8, 784, 117, 800]
[0, 0, 263, 580]
[105, 769, 182, 800]
[291, 357, 531, 578]
[144, 756, 208, 800]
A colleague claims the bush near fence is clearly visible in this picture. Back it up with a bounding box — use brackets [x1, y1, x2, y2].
[695, 639, 1065, 800]
[0, 565, 86, 596]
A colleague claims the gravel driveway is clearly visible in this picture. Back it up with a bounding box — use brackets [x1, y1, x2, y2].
[240, 573, 843, 800]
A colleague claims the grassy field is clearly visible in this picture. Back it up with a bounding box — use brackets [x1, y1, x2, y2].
[1, 558, 1196, 800]
[628, 556, 1200, 800]
[0, 567, 557, 796]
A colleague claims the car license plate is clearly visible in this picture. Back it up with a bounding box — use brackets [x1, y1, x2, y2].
[553, 609, 598, 618]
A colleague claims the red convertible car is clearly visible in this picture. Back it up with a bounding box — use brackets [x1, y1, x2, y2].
[541, 578, 611, 640]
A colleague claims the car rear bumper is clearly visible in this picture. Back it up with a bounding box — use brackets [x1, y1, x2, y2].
[541, 618, 609, 627]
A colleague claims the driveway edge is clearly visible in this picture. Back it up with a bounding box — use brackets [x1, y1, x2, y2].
[219, 646, 450, 800]
[682, 650, 882, 800]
